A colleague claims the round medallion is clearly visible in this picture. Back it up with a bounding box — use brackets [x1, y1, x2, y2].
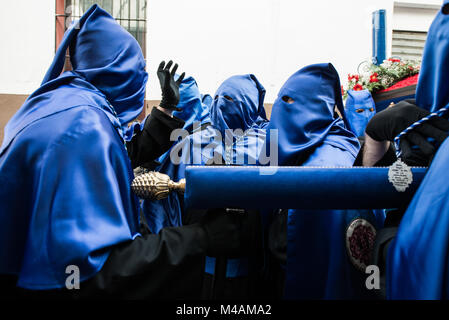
[346, 218, 376, 272]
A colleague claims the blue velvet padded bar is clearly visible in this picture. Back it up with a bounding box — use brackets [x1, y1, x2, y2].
[185, 166, 427, 209]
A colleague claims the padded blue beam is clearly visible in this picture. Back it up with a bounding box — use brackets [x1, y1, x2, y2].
[184, 166, 427, 209]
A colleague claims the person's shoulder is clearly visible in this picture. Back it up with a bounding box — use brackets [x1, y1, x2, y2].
[36, 106, 120, 149]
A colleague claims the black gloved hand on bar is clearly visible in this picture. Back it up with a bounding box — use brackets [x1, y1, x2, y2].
[365, 99, 449, 165]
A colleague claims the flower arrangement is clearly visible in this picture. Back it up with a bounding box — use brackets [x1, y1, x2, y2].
[343, 58, 421, 99]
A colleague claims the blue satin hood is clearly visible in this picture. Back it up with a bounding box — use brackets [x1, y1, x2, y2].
[1, 4, 147, 154]
[416, 1, 449, 112]
[0, 5, 145, 289]
[202, 94, 213, 110]
[210, 74, 268, 135]
[266, 63, 358, 166]
[345, 89, 376, 137]
[172, 76, 211, 133]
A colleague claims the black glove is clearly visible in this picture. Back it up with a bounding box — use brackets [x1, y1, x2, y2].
[199, 208, 250, 258]
[365, 99, 449, 165]
[157, 60, 185, 111]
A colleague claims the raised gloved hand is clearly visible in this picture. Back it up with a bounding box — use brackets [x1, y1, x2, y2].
[157, 60, 185, 111]
[365, 99, 449, 165]
[199, 208, 250, 258]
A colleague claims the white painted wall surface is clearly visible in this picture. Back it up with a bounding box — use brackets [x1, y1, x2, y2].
[0, 0, 55, 95]
[147, 0, 397, 103]
[393, 5, 439, 32]
[0, 1, 443, 101]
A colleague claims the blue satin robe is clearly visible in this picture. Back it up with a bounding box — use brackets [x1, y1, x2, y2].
[0, 5, 146, 289]
[387, 1, 449, 299]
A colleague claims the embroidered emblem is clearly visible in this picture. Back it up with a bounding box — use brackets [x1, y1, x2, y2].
[388, 159, 413, 192]
[346, 218, 376, 272]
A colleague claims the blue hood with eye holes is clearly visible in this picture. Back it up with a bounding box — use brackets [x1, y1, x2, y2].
[344, 89, 376, 137]
[210, 74, 268, 136]
[265, 63, 359, 166]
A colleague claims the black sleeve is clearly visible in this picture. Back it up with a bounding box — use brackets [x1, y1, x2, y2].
[126, 107, 185, 169]
[78, 223, 208, 299]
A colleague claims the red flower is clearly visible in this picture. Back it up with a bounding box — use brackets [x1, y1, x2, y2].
[369, 73, 379, 83]
[353, 84, 363, 91]
[348, 74, 360, 82]
[388, 58, 401, 63]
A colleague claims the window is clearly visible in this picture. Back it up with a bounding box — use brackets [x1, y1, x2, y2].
[65, 0, 147, 57]
[391, 30, 426, 61]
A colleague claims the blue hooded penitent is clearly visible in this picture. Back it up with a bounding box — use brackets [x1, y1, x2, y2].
[387, 2, 449, 299]
[344, 89, 376, 137]
[0, 5, 146, 289]
[142, 75, 211, 234]
[154, 76, 212, 165]
[144, 75, 268, 234]
[172, 76, 211, 133]
[144, 74, 268, 277]
[266, 63, 383, 299]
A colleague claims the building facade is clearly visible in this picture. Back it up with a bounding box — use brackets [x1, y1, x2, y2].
[0, 0, 442, 140]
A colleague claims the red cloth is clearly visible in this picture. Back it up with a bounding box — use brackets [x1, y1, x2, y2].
[378, 74, 419, 93]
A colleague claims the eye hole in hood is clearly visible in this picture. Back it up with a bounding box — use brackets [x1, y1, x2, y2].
[210, 74, 267, 134]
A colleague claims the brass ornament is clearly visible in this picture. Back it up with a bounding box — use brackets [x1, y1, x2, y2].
[131, 171, 186, 200]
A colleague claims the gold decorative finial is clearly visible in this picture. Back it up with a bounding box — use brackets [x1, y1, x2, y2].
[131, 171, 186, 200]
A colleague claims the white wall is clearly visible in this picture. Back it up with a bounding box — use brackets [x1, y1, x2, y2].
[147, 0, 397, 103]
[393, 4, 439, 32]
[0, 0, 55, 95]
[0, 1, 442, 100]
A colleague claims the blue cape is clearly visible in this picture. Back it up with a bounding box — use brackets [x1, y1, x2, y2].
[266, 63, 383, 299]
[387, 2, 449, 299]
[344, 89, 376, 137]
[0, 5, 146, 289]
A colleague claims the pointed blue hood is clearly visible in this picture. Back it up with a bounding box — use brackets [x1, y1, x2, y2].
[1, 4, 147, 155]
[172, 76, 211, 133]
[345, 89, 376, 137]
[210, 74, 267, 135]
[416, 1, 449, 112]
[266, 63, 357, 166]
